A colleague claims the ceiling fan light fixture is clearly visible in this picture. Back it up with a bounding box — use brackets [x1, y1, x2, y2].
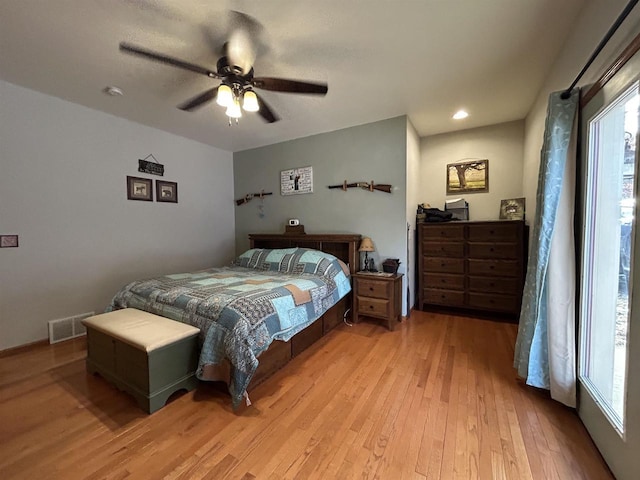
[216, 84, 233, 107]
[226, 98, 242, 118]
[242, 90, 259, 112]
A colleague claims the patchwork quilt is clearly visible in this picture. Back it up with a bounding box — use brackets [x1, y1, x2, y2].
[107, 248, 351, 408]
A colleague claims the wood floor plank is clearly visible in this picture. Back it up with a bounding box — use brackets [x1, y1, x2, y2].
[0, 312, 613, 480]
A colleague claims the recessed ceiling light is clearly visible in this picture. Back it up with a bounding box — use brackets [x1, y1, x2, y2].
[453, 110, 469, 120]
[103, 86, 124, 97]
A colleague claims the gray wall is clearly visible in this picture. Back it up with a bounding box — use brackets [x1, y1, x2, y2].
[0, 80, 235, 350]
[420, 120, 525, 221]
[233, 116, 409, 313]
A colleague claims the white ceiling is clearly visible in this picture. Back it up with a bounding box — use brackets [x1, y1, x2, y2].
[0, 0, 587, 152]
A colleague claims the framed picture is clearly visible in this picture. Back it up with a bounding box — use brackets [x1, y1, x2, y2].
[281, 166, 313, 195]
[499, 197, 526, 220]
[446, 159, 489, 194]
[156, 180, 178, 203]
[126, 176, 153, 201]
[0, 235, 19, 248]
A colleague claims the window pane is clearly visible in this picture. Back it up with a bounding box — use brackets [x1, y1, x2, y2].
[580, 84, 637, 434]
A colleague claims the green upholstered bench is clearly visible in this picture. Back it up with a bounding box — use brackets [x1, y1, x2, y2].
[82, 308, 200, 414]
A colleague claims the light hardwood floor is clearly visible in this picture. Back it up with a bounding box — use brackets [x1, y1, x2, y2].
[0, 310, 613, 479]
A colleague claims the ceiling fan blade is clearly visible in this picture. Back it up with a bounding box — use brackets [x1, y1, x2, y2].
[255, 93, 279, 123]
[119, 42, 220, 78]
[225, 10, 263, 74]
[252, 77, 328, 95]
[178, 87, 218, 111]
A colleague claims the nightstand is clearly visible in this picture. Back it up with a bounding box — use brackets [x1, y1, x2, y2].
[352, 272, 403, 330]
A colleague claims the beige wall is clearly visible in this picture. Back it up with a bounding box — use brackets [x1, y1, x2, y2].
[406, 118, 421, 310]
[420, 120, 525, 221]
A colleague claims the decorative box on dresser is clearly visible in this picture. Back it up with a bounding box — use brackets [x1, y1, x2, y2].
[417, 220, 527, 320]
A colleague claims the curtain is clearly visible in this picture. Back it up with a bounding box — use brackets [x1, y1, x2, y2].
[514, 89, 579, 407]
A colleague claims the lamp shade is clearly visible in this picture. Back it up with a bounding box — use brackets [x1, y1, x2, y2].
[216, 84, 233, 107]
[242, 90, 259, 112]
[359, 237, 375, 252]
[225, 98, 242, 118]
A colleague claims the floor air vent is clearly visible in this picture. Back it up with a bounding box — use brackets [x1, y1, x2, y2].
[48, 312, 93, 344]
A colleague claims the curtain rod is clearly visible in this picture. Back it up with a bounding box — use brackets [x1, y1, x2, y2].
[561, 0, 639, 99]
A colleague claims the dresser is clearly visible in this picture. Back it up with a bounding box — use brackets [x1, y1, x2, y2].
[417, 220, 527, 319]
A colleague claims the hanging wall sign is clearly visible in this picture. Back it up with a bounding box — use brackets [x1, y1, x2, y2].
[138, 154, 164, 176]
[281, 166, 313, 195]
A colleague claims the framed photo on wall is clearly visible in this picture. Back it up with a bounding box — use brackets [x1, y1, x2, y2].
[446, 159, 489, 194]
[156, 180, 178, 203]
[126, 176, 153, 201]
[281, 166, 313, 195]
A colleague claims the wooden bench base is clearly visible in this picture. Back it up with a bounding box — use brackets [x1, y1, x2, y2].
[84, 310, 200, 414]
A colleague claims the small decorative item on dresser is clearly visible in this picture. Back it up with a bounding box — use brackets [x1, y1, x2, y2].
[382, 258, 401, 274]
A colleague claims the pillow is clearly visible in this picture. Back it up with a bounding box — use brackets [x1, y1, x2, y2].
[233, 248, 345, 276]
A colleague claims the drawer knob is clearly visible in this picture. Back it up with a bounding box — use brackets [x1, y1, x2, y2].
[490, 247, 494, 252]
[369, 287, 374, 291]
[369, 305, 374, 309]
[490, 265, 495, 270]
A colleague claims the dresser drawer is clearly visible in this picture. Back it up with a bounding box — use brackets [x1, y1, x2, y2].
[424, 273, 465, 291]
[423, 257, 465, 274]
[467, 222, 521, 242]
[468, 242, 519, 259]
[356, 279, 390, 299]
[468, 275, 520, 295]
[357, 297, 389, 318]
[468, 259, 519, 277]
[423, 241, 464, 257]
[467, 292, 521, 313]
[424, 288, 465, 306]
[420, 224, 465, 240]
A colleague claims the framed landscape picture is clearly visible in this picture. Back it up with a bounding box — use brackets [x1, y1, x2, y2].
[446, 159, 489, 194]
[126, 176, 153, 201]
[156, 180, 178, 203]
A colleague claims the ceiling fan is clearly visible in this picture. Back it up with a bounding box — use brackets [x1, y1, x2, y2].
[119, 12, 328, 124]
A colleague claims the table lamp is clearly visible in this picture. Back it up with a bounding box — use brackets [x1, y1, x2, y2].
[359, 237, 375, 271]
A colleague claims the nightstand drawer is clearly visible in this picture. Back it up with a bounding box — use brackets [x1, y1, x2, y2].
[424, 288, 465, 306]
[424, 273, 465, 291]
[423, 257, 465, 274]
[467, 242, 519, 259]
[357, 297, 389, 318]
[423, 241, 464, 257]
[356, 279, 390, 299]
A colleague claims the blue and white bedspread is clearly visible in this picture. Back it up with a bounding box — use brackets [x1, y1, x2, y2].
[108, 248, 351, 408]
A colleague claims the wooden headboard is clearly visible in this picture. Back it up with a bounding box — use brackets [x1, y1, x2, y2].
[248, 233, 361, 274]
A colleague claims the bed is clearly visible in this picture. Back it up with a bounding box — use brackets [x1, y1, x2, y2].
[107, 233, 360, 408]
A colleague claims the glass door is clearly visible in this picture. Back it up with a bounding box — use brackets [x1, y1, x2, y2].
[578, 49, 640, 479]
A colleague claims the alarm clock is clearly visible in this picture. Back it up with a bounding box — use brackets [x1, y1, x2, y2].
[288, 218, 300, 226]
